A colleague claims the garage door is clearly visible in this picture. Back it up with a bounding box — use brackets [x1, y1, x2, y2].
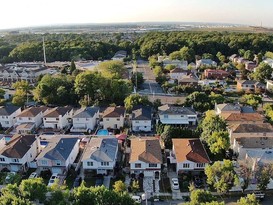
[52, 167, 62, 174]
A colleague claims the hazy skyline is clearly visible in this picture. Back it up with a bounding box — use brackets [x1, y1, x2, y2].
[1, 0, 272, 29]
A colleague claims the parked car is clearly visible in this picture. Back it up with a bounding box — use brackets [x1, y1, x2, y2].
[171, 178, 179, 190]
[132, 195, 141, 203]
[48, 173, 59, 187]
[5, 172, 16, 184]
[28, 172, 38, 179]
[254, 191, 265, 200]
[73, 176, 82, 188]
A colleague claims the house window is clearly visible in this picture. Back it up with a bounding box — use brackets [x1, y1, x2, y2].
[135, 121, 139, 123]
[44, 118, 47, 120]
[135, 163, 141, 168]
[5, 121, 9, 124]
[56, 118, 59, 120]
[183, 163, 190, 168]
[41, 160, 47, 165]
[163, 115, 168, 119]
[181, 115, 184, 117]
[87, 162, 93, 166]
[1, 116, 4, 119]
[106, 119, 109, 121]
[56, 160, 61, 166]
[0, 158, 5, 162]
[86, 118, 89, 121]
[197, 163, 205, 168]
[101, 162, 109, 166]
[12, 159, 19, 163]
[117, 118, 120, 121]
[19, 117, 22, 120]
[149, 164, 157, 168]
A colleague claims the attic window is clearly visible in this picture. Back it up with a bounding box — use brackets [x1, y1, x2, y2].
[0, 158, 5, 162]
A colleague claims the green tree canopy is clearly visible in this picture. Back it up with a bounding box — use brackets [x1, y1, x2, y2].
[124, 94, 151, 111]
[183, 92, 212, 112]
[205, 160, 239, 193]
[237, 194, 260, 205]
[207, 131, 230, 155]
[97, 60, 126, 79]
[250, 62, 273, 83]
[239, 94, 262, 109]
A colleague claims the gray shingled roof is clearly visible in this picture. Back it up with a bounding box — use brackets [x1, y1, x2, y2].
[73, 107, 99, 118]
[216, 103, 241, 112]
[44, 107, 72, 118]
[0, 105, 20, 116]
[37, 138, 78, 161]
[0, 135, 36, 158]
[158, 104, 196, 115]
[82, 137, 118, 162]
[132, 105, 152, 121]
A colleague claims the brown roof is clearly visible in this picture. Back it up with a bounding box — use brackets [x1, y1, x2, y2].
[44, 106, 72, 118]
[232, 123, 273, 133]
[130, 137, 162, 164]
[221, 113, 264, 122]
[17, 106, 48, 117]
[170, 68, 189, 74]
[0, 134, 36, 158]
[103, 106, 125, 118]
[172, 138, 210, 163]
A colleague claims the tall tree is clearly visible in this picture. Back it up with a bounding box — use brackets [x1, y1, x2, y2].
[237, 194, 260, 205]
[19, 178, 47, 202]
[98, 60, 126, 79]
[207, 131, 230, 155]
[250, 62, 273, 83]
[205, 160, 239, 194]
[131, 72, 144, 89]
[12, 80, 32, 106]
[124, 94, 150, 112]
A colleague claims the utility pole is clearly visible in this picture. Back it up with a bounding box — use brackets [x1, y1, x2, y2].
[43, 36, 47, 65]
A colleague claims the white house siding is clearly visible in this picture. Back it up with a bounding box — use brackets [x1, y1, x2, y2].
[103, 116, 124, 129]
[130, 160, 161, 178]
[159, 114, 197, 125]
[176, 160, 206, 173]
[0, 108, 21, 128]
[43, 113, 71, 129]
[73, 115, 97, 130]
[82, 160, 116, 174]
[16, 114, 43, 127]
[132, 120, 152, 132]
[170, 73, 188, 82]
[0, 139, 39, 172]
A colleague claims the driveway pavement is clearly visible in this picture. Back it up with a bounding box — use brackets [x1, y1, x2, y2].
[103, 176, 111, 189]
[168, 171, 183, 200]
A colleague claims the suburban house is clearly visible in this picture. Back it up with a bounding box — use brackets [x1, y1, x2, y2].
[245, 61, 257, 72]
[81, 137, 118, 175]
[220, 113, 264, 125]
[215, 103, 255, 115]
[16, 106, 48, 134]
[179, 75, 199, 86]
[158, 104, 197, 126]
[229, 54, 238, 62]
[266, 80, 273, 92]
[263, 58, 273, 68]
[229, 123, 273, 146]
[169, 68, 190, 82]
[111, 50, 127, 61]
[0, 134, 40, 172]
[43, 106, 73, 129]
[237, 80, 265, 92]
[36, 137, 79, 174]
[170, 138, 210, 174]
[0, 63, 50, 83]
[0, 105, 21, 128]
[162, 59, 188, 70]
[71, 106, 100, 132]
[129, 137, 162, 179]
[196, 59, 217, 68]
[131, 105, 152, 132]
[102, 106, 125, 129]
[204, 69, 230, 80]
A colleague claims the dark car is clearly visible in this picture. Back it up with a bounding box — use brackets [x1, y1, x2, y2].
[73, 176, 82, 188]
[95, 178, 103, 187]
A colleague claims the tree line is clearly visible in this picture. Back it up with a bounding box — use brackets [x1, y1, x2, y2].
[1, 31, 273, 63]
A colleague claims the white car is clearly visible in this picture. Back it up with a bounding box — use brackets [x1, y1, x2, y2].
[28, 172, 38, 179]
[171, 178, 180, 190]
[132, 195, 141, 203]
[47, 173, 59, 187]
[5, 172, 16, 183]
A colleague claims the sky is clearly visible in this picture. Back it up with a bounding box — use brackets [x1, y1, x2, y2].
[1, 0, 273, 29]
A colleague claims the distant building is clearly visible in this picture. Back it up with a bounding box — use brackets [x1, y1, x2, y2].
[266, 80, 273, 92]
[112, 50, 127, 61]
[237, 80, 265, 92]
[196, 59, 217, 68]
[102, 106, 125, 129]
[204, 69, 229, 80]
[131, 105, 152, 132]
[245, 61, 257, 72]
[0, 105, 21, 128]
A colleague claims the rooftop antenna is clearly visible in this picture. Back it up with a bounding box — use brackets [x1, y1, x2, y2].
[43, 36, 47, 65]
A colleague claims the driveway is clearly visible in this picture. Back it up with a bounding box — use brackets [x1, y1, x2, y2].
[103, 176, 111, 189]
[168, 171, 182, 200]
